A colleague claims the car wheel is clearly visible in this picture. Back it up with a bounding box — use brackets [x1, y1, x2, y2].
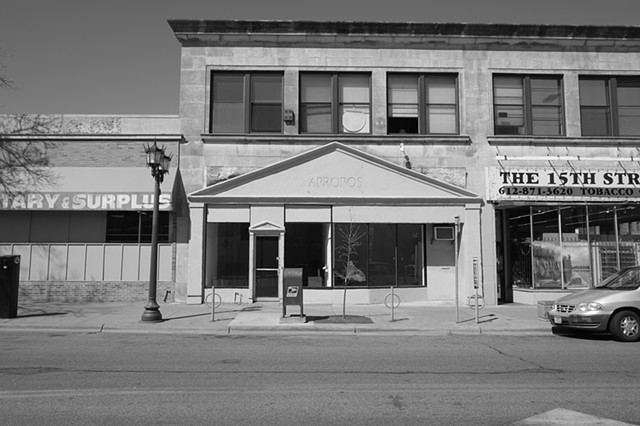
[609, 310, 640, 342]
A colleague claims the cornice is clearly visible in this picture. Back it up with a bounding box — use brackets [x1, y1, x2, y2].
[168, 20, 640, 52]
[0, 134, 183, 142]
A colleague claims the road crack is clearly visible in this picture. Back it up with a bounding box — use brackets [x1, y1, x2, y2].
[483, 343, 563, 373]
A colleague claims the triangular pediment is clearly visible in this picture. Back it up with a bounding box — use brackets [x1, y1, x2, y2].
[189, 142, 479, 204]
[249, 220, 285, 233]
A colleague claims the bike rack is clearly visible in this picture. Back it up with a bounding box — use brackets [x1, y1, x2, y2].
[384, 286, 401, 322]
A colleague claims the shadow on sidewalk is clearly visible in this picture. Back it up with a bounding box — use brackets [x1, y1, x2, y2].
[163, 312, 211, 321]
[308, 315, 373, 324]
[456, 313, 497, 324]
[16, 304, 71, 319]
[164, 306, 247, 322]
[15, 311, 68, 319]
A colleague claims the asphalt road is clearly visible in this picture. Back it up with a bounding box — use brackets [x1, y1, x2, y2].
[0, 330, 638, 425]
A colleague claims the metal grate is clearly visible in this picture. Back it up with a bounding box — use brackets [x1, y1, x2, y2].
[555, 304, 575, 313]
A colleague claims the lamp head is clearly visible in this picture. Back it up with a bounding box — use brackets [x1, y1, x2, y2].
[145, 141, 165, 167]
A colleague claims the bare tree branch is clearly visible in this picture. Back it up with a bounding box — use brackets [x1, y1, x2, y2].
[1, 58, 60, 197]
[0, 53, 15, 91]
[0, 75, 14, 90]
[335, 221, 367, 319]
[0, 114, 61, 196]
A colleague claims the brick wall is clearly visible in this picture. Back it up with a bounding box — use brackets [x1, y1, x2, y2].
[48, 140, 181, 168]
[17, 281, 176, 303]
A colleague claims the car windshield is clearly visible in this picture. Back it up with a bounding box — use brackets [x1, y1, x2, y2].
[596, 268, 640, 290]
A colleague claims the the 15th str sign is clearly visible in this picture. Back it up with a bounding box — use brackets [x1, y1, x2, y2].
[486, 167, 640, 202]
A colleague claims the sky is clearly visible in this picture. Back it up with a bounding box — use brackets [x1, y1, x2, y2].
[1, 0, 640, 115]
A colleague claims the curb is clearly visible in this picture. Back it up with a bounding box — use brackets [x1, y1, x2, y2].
[0, 323, 553, 337]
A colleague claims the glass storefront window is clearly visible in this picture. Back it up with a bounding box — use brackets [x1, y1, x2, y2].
[531, 207, 562, 289]
[106, 211, 171, 243]
[616, 205, 640, 241]
[206, 223, 249, 288]
[507, 207, 532, 289]
[334, 223, 369, 287]
[397, 225, 424, 286]
[284, 223, 328, 287]
[333, 223, 424, 288]
[368, 224, 396, 287]
[588, 205, 619, 281]
[610, 204, 640, 275]
[502, 204, 640, 292]
[560, 206, 591, 288]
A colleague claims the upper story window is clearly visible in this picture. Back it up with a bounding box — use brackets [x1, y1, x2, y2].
[300, 73, 371, 134]
[493, 75, 564, 136]
[387, 74, 458, 134]
[211, 72, 283, 133]
[580, 76, 640, 136]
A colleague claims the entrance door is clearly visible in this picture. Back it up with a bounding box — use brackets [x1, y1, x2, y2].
[255, 236, 279, 298]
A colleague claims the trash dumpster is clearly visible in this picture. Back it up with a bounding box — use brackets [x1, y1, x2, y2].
[0, 255, 20, 318]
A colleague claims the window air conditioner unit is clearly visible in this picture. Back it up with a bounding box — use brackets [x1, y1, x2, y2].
[434, 226, 455, 241]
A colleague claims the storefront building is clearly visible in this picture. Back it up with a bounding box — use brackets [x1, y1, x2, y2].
[186, 141, 482, 305]
[169, 20, 640, 306]
[0, 115, 183, 302]
[489, 166, 640, 304]
[4, 21, 640, 306]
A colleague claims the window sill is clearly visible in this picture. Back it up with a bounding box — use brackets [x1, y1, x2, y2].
[488, 135, 640, 146]
[201, 134, 472, 145]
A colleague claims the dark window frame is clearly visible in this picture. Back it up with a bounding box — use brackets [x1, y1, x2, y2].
[106, 211, 170, 244]
[210, 71, 283, 134]
[299, 72, 372, 134]
[579, 76, 640, 136]
[387, 73, 459, 135]
[493, 74, 565, 136]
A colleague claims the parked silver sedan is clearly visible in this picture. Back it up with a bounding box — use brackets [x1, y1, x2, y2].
[549, 266, 640, 342]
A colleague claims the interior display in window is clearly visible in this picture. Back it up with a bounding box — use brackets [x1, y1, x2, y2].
[559, 206, 591, 288]
[532, 241, 562, 288]
[561, 243, 591, 288]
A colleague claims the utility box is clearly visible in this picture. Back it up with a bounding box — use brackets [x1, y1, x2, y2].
[0, 255, 21, 318]
[282, 267, 304, 319]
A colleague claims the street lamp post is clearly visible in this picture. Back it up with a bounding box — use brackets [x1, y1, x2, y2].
[141, 141, 171, 323]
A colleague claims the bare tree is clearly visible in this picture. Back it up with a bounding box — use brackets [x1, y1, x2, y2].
[334, 222, 366, 319]
[1, 67, 60, 196]
[0, 114, 60, 196]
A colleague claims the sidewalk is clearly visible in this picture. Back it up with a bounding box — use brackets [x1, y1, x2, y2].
[0, 300, 552, 336]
